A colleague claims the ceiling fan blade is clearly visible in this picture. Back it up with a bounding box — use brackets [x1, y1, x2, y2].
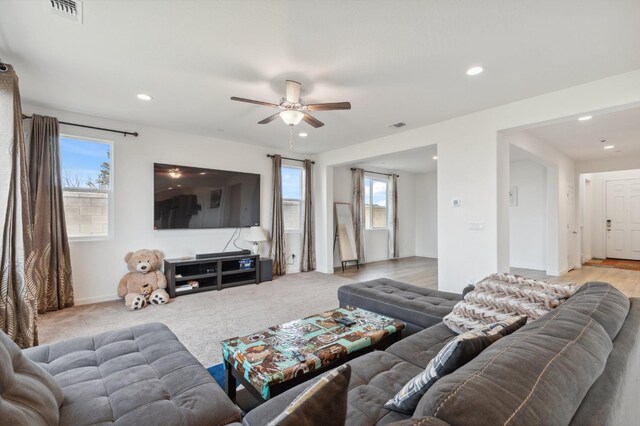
[306, 102, 352, 111]
[302, 113, 324, 128]
[285, 80, 301, 103]
[230, 96, 279, 108]
[258, 112, 281, 124]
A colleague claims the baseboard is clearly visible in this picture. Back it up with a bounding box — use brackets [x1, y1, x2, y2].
[75, 294, 120, 305]
[545, 268, 569, 277]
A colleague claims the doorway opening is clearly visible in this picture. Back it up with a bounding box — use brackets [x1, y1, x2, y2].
[579, 169, 640, 266]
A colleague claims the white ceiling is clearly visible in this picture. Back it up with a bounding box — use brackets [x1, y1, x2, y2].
[525, 105, 640, 161]
[356, 145, 438, 174]
[1, 1, 639, 154]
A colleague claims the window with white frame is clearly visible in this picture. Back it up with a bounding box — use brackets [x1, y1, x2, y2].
[282, 165, 304, 232]
[59, 135, 113, 240]
[364, 176, 388, 229]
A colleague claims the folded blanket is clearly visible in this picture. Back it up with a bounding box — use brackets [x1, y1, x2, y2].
[443, 273, 578, 334]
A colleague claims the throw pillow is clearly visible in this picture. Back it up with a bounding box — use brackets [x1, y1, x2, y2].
[443, 273, 578, 334]
[267, 364, 351, 426]
[0, 331, 64, 426]
[384, 317, 526, 414]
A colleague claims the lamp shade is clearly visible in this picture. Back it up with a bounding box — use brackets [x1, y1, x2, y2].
[279, 110, 304, 126]
[245, 226, 267, 242]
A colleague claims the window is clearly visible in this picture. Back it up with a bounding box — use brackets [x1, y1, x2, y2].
[364, 176, 388, 229]
[60, 136, 113, 240]
[282, 165, 304, 232]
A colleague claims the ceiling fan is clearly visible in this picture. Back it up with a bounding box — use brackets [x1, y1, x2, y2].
[230, 80, 351, 129]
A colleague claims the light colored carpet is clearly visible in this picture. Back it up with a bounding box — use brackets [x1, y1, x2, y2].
[37, 272, 356, 367]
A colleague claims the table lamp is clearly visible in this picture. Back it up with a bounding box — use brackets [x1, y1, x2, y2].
[245, 226, 267, 255]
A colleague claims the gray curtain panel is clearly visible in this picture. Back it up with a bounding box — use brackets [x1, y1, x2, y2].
[300, 159, 316, 272]
[352, 168, 366, 262]
[390, 174, 399, 259]
[28, 115, 74, 312]
[0, 64, 39, 348]
[271, 154, 287, 275]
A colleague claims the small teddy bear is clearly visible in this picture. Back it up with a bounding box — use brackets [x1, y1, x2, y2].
[117, 249, 170, 310]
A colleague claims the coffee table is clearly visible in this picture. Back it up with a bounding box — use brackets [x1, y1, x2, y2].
[221, 306, 405, 403]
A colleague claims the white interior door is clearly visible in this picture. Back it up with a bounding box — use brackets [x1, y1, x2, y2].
[567, 185, 577, 270]
[606, 179, 640, 260]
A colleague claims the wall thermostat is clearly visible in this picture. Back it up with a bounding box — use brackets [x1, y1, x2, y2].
[452, 199, 461, 207]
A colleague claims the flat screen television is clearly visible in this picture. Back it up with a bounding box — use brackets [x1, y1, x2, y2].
[154, 163, 260, 230]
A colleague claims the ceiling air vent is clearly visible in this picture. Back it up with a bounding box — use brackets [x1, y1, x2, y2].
[388, 122, 406, 128]
[49, 0, 83, 23]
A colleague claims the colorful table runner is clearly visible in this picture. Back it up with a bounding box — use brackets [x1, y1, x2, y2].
[221, 306, 405, 399]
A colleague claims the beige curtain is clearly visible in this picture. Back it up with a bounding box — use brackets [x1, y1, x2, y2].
[271, 155, 286, 275]
[300, 159, 316, 272]
[28, 115, 74, 312]
[389, 174, 399, 259]
[352, 168, 366, 262]
[0, 65, 39, 348]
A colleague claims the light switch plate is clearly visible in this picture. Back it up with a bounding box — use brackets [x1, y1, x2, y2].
[452, 199, 461, 207]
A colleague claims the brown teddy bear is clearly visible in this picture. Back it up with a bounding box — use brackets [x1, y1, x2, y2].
[117, 249, 170, 310]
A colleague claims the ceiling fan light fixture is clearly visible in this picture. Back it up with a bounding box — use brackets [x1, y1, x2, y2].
[168, 168, 182, 178]
[280, 110, 304, 126]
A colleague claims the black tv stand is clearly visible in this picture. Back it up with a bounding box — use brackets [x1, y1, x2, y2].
[196, 250, 250, 259]
[165, 252, 260, 298]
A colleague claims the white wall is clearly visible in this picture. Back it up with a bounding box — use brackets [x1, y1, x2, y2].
[23, 104, 311, 304]
[577, 154, 640, 175]
[415, 172, 438, 258]
[509, 160, 547, 270]
[315, 70, 640, 292]
[583, 169, 640, 259]
[331, 165, 416, 267]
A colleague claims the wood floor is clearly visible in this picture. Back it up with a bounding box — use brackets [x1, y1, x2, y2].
[335, 257, 640, 298]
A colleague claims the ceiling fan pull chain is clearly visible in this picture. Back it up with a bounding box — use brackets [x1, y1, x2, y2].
[289, 125, 294, 150]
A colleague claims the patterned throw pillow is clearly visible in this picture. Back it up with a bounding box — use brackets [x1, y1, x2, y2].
[384, 317, 526, 414]
[267, 364, 351, 426]
[443, 273, 578, 334]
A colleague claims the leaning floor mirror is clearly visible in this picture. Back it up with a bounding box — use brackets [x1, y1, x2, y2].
[334, 202, 360, 271]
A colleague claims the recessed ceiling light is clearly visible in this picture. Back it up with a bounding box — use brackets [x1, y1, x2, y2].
[298, 132, 308, 137]
[137, 93, 152, 101]
[603, 145, 615, 150]
[578, 115, 592, 121]
[433, 156, 438, 160]
[199, 172, 206, 175]
[466, 66, 484, 76]
[177, 184, 182, 187]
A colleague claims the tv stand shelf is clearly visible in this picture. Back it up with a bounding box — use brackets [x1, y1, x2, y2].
[164, 253, 260, 298]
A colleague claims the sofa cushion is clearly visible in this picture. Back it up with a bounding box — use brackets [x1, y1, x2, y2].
[243, 350, 423, 426]
[569, 297, 640, 426]
[338, 279, 461, 332]
[385, 317, 526, 414]
[23, 322, 241, 426]
[415, 306, 614, 425]
[0, 330, 63, 426]
[560, 281, 630, 340]
[385, 323, 457, 369]
[267, 364, 351, 426]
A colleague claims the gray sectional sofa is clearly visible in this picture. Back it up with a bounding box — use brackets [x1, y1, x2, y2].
[1, 322, 241, 426]
[244, 281, 640, 426]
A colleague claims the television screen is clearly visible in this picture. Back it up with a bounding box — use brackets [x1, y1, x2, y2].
[154, 163, 260, 230]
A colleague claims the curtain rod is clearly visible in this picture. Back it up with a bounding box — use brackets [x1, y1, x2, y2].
[351, 168, 399, 178]
[267, 154, 315, 164]
[22, 114, 139, 137]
